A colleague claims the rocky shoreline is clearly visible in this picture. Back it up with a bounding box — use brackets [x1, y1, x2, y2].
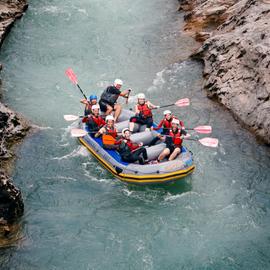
[0, 0, 28, 242]
[179, 0, 270, 144]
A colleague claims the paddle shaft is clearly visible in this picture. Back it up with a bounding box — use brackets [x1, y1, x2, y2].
[76, 84, 87, 100]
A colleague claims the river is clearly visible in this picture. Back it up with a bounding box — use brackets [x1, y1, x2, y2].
[1, 0, 270, 269]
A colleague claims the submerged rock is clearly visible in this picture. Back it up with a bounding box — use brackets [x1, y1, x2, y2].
[179, 0, 270, 144]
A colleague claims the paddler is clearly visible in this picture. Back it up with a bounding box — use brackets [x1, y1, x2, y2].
[95, 115, 119, 150]
[80, 94, 98, 116]
[99, 79, 131, 122]
[115, 128, 148, 165]
[157, 118, 187, 162]
[82, 104, 105, 136]
[149, 110, 185, 146]
[129, 93, 159, 133]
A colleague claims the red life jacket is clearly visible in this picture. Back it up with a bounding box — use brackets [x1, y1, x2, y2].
[104, 125, 117, 138]
[125, 139, 139, 151]
[92, 115, 105, 127]
[163, 118, 172, 129]
[137, 103, 152, 118]
[169, 129, 183, 147]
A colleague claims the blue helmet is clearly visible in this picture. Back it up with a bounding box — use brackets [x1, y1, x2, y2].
[89, 94, 98, 101]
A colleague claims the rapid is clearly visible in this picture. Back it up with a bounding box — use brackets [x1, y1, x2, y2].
[0, 0, 270, 269]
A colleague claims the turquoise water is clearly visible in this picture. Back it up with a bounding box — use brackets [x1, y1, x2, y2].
[1, 0, 270, 269]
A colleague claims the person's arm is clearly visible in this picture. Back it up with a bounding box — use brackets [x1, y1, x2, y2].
[180, 120, 185, 129]
[95, 127, 105, 138]
[80, 99, 89, 105]
[119, 89, 130, 97]
[181, 129, 187, 137]
[147, 101, 159, 109]
[152, 119, 164, 130]
[134, 104, 140, 115]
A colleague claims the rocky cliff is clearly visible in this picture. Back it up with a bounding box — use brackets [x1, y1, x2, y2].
[179, 0, 270, 144]
[0, 0, 28, 242]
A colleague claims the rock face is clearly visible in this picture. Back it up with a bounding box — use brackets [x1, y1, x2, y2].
[0, 0, 28, 241]
[179, 0, 270, 144]
[0, 0, 28, 47]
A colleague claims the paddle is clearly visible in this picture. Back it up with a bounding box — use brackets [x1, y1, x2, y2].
[185, 125, 212, 134]
[129, 98, 190, 111]
[65, 68, 88, 100]
[185, 137, 219, 148]
[71, 128, 88, 137]
[158, 98, 190, 109]
[70, 128, 121, 137]
[64, 115, 84, 121]
[126, 89, 131, 104]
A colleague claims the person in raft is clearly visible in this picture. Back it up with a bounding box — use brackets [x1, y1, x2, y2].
[129, 93, 159, 133]
[82, 104, 105, 136]
[80, 95, 98, 116]
[99, 79, 131, 121]
[157, 118, 187, 162]
[115, 128, 148, 165]
[95, 115, 119, 150]
[149, 110, 185, 146]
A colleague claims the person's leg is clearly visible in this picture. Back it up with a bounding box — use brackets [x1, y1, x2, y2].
[129, 116, 140, 132]
[122, 153, 143, 164]
[141, 148, 148, 160]
[105, 105, 113, 115]
[169, 147, 181, 161]
[146, 117, 153, 128]
[113, 104, 122, 122]
[158, 148, 170, 162]
[133, 148, 148, 160]
[149, 136, 160, 146]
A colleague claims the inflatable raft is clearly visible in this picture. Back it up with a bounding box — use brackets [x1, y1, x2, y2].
[78, 110, 195, 184]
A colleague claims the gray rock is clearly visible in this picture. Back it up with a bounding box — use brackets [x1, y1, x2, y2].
[180, 0, 270, 144]
[0, 0, 28, 239]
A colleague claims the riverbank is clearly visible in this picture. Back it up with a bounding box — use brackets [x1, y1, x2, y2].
[179, 0, 270, 144]
[0, 0, 28, 242]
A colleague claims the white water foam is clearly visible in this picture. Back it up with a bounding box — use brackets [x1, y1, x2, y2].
[52, 146, 89, 160]
[164, 191, 201, 202]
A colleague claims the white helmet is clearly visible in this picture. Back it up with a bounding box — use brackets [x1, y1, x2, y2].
[163, 110, 171, 116]
[91, 104, 100, 111]
[114, 79, 123, 86]
[122, 128, 130, 136]
[172, 118, 180, 125]
[137, 93, 145, 99]
[105, 115, 114, 122]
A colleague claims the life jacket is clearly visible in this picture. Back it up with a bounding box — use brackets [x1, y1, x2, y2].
[91, 115, 105, 127]
[102, 125, 117, 145]
[164, 117, 184, 129]
[163, 118, 172, 129]
[100, 86, 120, 106]
[137, 103, 152, 118]
[169, 129, 183, 147]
